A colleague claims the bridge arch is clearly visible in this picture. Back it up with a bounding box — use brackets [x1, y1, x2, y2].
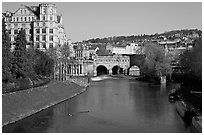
[128, 65, 140, 76]
[96, 65, 108, 76]
[112, 65, 123, 75]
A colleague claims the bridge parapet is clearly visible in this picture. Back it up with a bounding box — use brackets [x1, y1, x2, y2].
[94, 55, 130, 73]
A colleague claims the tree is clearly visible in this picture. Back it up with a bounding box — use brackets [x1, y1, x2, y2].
[11, 28, 28, 79]
[26, 44, 37, 76]
[180, 38, 202, 81]
[59, 43, 71, 60]
[141, 41, 172, 80]
[2, 19, 13, 83]
[34, 50, 54, 77]
[46, 46, 59, 61]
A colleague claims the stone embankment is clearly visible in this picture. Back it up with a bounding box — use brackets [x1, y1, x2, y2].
[65, 77, 90, 87]
[2, 77, 90, 127]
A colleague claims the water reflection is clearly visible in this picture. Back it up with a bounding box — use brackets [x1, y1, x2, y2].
[3, 79, 190, 133]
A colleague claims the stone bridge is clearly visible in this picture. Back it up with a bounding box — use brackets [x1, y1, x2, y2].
[93, 55, 130, 76]
[54, 54, 146, 80]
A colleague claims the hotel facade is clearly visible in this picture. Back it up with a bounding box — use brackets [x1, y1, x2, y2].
[3, 3, 68, 51]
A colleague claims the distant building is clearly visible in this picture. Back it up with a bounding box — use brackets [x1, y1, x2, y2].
[112, 44, 127, 54]
[106, 43, 144, 55]
[187, 32, 199, 39]
[3, 3, 68, 51]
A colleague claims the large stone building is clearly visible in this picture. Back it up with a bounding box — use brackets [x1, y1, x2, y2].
[106, 43, 144, 55]
[2, 3, 68, 51]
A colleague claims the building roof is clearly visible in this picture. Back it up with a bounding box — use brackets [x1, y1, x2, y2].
[96, 49, 113, 56]
[112, 44, 127, 48]
[24, 5, 39, 16]
[88, 43, 107, 50]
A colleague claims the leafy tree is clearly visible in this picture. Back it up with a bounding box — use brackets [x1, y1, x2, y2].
[59, 43, 71, 60]
[180, 38, 202, 81]
[34, 50, 54, 77]
[2, 19, 13, 83]
[141, 42, 172, 80]
[26, 44, 37, 76]
[11, 28, 28, 79]
[46, 46, 59, 61]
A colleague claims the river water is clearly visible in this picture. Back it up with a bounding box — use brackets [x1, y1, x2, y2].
[3, 78, 191, 133]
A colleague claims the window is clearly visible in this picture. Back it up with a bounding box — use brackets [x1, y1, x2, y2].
[7, 23, 11, 28]
[17, 17, 18, 21]
[21, 17, 23, 21]
[36, 29, 40, 34]
[25, 17, 27, 21]
[36, 22, 39, 26]
[14, 29, 18, 34]
[29, 36, 32, 41]
[14, 36, 18, 41]
[43, 22, 46, 26]
[49, 29, 53, 34]
[42, 28, 46, 33]
[49, 35, 53, 41]
[36, 43, 40, 48]
[22, 23, 25, 27]
[14, 23, 18, 27]
[42, 35, 46, 41]
[29, 29, 32, 34]
[42, 43, 46, 48]
[36, 35, 39, 41]
[49, 43, 53, 48]
[8, 30, 11, 34]
[43, 16, 45, 20]
[50, 16, 53, 21]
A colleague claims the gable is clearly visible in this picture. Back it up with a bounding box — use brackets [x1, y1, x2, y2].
[13, 5, 36, 17]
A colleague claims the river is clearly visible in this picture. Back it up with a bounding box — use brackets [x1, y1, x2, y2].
[3, 78, 191, 133]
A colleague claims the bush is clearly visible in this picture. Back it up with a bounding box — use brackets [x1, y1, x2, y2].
[2, 77, 50, 94]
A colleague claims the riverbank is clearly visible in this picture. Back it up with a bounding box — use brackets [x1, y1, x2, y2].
[2, 78, 90, 127]
[2, 76, 50, 94]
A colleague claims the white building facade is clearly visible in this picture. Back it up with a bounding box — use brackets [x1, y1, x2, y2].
[3, 3, 68, 51]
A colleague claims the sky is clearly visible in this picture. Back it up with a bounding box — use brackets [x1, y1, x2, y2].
[2, 2, 202, 42]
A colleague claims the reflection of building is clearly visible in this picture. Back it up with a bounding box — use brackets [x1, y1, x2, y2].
[3, 3, 68, 51]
